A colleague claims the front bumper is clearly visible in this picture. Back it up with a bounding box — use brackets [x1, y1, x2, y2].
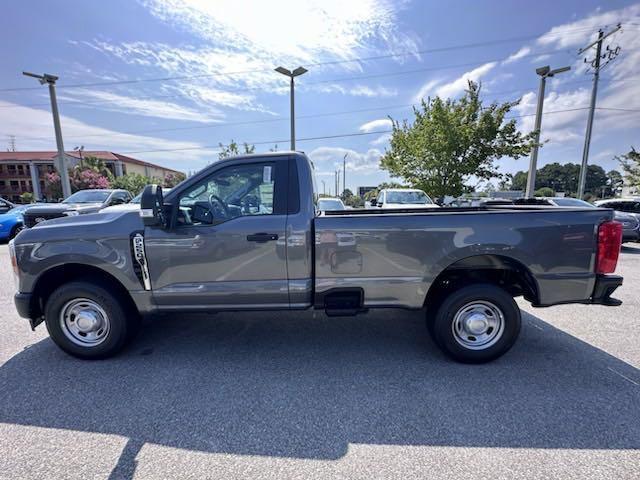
[14, 292, 43, 330]
[590, 274, 623, 306]
[14, 292, 32, 318]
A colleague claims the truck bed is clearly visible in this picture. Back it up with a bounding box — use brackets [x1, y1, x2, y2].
[314, 206, 612, 309]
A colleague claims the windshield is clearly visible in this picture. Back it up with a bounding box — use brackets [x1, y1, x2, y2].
[131, 188, 171, 204]
[63, 190, 111, 204]
[553, 198, 595, 208]
[318, 199, 345, 210]
[386, 191, 433, 205]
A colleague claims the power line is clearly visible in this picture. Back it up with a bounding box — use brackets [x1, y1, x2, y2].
[0, 24, 620, 94]
[114, 106, 640, 156]
[4, 74, 640, 143]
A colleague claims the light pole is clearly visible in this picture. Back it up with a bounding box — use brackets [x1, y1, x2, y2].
[342, 154, 347, 199]
[525, 65, 571, 198]
[275, 66, 308, 150]
[23, 71, 72, 198]
[74, 145, 84, 168]
[321, 180, 326, 195]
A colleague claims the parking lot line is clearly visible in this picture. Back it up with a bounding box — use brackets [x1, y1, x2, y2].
[607, 367, 640, 386]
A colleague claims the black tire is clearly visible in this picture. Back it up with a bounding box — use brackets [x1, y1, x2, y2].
[9, 223, 24, 240]
[44, 281, 137, 359]
[430, 283, 521, 363]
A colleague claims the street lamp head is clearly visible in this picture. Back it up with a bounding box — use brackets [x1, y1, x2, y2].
[292, 66, 308, 77]
[535, 66, 551, 77]
[548, 66, 571, 77]
[275, 66, 308, 78]
[22, 71, 58, 84]
[275, 66, 291, 76]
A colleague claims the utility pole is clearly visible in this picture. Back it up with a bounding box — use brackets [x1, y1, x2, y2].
[321, 180, 326, 196]
[525, 65, 571, 197]
[342, 154, 347, 199]
[22, 72, 72, 198]
[577, 24, 621, 199]
[275, 66, 308, 150]
[7, 135, 16, 152]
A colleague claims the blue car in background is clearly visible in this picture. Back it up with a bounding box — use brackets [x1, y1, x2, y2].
[0, 204, 36, 241]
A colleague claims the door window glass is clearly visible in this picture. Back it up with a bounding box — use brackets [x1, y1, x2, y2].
[177, 163, 275, 226]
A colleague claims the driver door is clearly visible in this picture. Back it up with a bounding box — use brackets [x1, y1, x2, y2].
[143, 159, 289, 309]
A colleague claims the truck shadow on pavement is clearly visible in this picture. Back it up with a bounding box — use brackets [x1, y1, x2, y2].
[0, 309, 639, 479]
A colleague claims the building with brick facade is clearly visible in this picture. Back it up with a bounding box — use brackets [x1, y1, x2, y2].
[0, 151, 182, 202]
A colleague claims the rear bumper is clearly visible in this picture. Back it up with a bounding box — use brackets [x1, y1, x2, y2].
[590, 274, 623, 306]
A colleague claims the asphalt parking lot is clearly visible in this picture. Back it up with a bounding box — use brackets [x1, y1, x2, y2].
[0, 243, 638, 480]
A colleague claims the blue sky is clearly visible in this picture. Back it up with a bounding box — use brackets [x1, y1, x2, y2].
[1, 0, 639, 194]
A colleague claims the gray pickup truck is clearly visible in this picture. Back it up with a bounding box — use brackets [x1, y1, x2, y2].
[10, 152, 624, 363]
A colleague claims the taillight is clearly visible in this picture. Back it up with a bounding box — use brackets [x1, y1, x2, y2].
[596, 221, 622, 274]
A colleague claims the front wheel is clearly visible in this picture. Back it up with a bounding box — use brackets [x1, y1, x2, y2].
[429, 284, 521, 363]
[44, 281, 137, 359]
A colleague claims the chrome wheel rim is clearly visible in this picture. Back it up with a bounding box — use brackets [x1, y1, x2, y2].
[451, 300, 504, 350]
[59, 298, 110, 347]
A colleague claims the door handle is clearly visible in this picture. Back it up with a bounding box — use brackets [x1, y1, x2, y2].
[247, 233, 278, 243]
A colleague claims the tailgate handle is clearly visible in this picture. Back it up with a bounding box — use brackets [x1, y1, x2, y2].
[247, 233, 278, 243]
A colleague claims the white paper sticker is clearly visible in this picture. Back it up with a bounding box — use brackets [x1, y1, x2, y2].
[263, 165, 272, 183]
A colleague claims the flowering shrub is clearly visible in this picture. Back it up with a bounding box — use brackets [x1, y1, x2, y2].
[72, 168, 111, 190]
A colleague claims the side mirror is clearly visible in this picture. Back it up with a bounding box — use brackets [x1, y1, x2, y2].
[140, 184, 165, 227]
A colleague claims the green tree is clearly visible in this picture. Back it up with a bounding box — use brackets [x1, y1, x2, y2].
[363, 182, 406, 202]
[111, 173, 154, 196]
[534, 187, 555, 197]
[20, 191, 34, 204]
[510, 163, 609, 197]
[163, 172, 186, 188]
[616, 147, 640, 188]
[606, 169, 624, 197]
[381, 81, 535, 197]
[79, 155, 114, 180]
[218, 140, 255, 160]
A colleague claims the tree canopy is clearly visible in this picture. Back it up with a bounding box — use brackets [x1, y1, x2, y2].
[616, 147, 640, 188]
[510, 162, 620, 198]
[380, 81, 535, 197]
[218, 140, 255, 160]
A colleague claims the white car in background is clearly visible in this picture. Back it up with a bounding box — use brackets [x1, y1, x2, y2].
[100, 188, 172, 213]
[373, 188, 439, 209]
[317, 197, 346, 211]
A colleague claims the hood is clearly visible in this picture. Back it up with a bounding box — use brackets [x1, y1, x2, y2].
[100, 203, 140, 213]
[17, 209, 143, 241]
[25, 203, 103, 214]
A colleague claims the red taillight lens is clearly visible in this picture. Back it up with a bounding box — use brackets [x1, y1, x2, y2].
[596, 221, 622, 274]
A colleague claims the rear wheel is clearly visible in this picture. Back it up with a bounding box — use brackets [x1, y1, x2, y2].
[44, 281, 137, 359]
[429, 284, 521, 363]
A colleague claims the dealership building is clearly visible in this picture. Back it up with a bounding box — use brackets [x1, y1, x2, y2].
[0, 151, 182, 202]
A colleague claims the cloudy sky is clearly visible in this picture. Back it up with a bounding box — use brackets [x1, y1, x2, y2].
[1, 0, 639, 194]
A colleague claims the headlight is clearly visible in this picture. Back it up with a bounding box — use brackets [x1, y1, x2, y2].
[63, 211, 80, 217]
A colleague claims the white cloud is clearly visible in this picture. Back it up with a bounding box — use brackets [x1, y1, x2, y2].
[67, 90, 225, 123]
[309, 146, 382, 172]
[0, 101, 209, 171]
[435, 62, 497, 99]
[503, 46, 531, 65]
[413, 78, 442, 102]
[370, 133, 392, 146]
[312, 83, 398, 97]
[359, 118, 392, 133]
[139, 0, 419, 63]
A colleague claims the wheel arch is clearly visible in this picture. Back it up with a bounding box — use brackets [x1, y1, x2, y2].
[29, 263, 139, 321]
[424, 254, 540, 312]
